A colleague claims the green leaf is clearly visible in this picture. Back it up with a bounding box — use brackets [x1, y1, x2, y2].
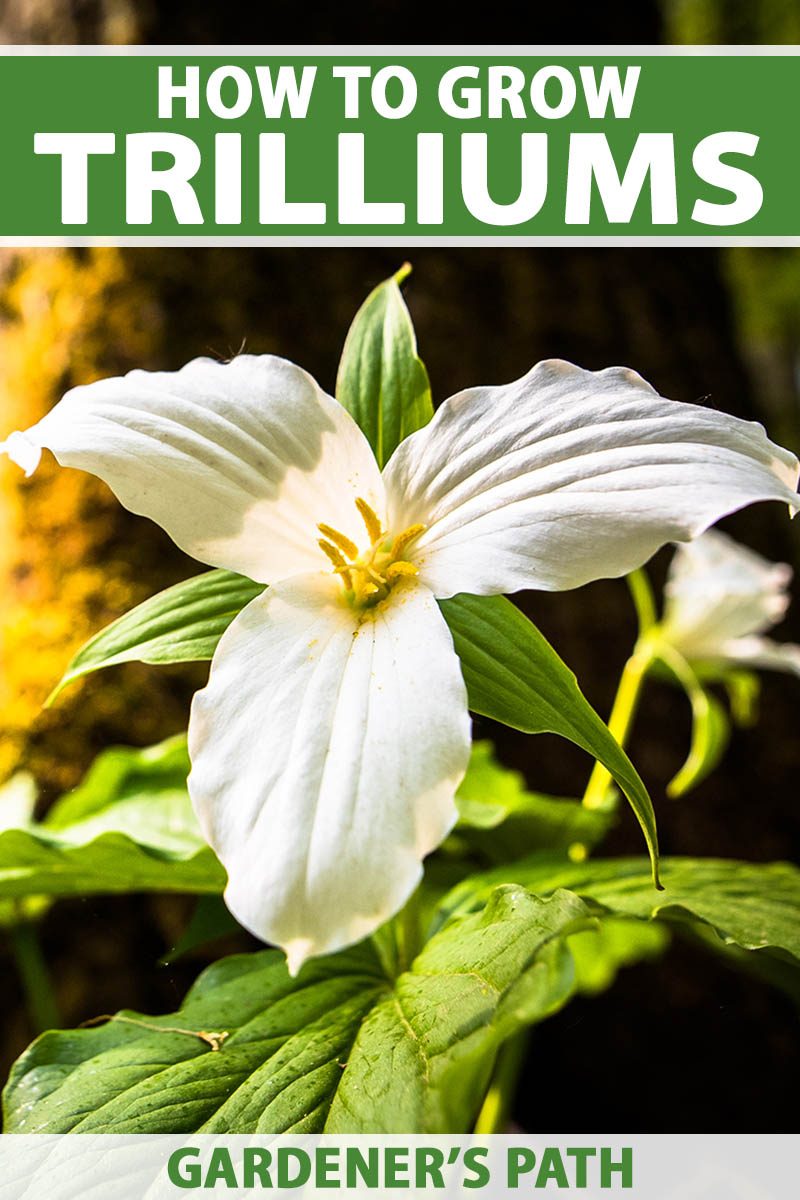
[336, 264, 433, 468]
[3, 887, 589, 1134]
[49, 570, 263, 702]
[3, 944, 386, 1134]
[668, 686, 730, 798]
[327, 888, 587, 1132]
[0, 737, 225, 901]
[160, 895, 244, 965]
[683, 923, 800, 1005]
[436, 854, 800, 964]
[455, 740, 615, 860]
[568, 917, 670, 995]
[440, 593, 660, 886]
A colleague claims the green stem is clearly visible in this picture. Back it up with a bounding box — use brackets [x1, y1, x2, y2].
[473, 1032, 529, 1134]
[8, 920, 60, 1032]
[582, 569, 659, 811]
[582, 642, 654, 809]
[626, 567, 657, 634]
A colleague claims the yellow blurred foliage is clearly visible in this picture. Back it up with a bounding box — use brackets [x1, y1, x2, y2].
[0, 249, 196, 793]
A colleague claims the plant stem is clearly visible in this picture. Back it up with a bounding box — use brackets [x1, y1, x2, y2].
[626, 567, 657, 634]
[582, 642, 653, 809]
[582, 569, 659, 810]
[8, 920, 60, 1033]
[473, 1032, 529, 1134]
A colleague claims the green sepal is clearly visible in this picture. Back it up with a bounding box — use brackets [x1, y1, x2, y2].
[48, 570, 263, 703]
[336, 264, 433, 467]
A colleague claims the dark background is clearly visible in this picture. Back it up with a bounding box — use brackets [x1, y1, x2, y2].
[1, 0, 798, 1134]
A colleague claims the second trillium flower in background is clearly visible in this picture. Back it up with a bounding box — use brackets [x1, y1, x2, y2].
[3, 354, 799, 971]
[660, 528, 800, 679]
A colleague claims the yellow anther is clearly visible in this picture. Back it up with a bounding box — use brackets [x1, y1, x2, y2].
[317, 523, 358, 561]
[318, 539, 353, 589]
[385, 560, 418, 582]
[355, 497, 384, 545]
[390, 523, 425, 560]
[317, 505, 423, 609]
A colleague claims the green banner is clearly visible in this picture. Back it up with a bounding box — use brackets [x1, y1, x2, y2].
[0, 51, 798, 237]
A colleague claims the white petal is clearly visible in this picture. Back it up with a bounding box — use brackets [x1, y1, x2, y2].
[661, 529, 793, 658]
[188, 573, 471, 971]
[1, 431, 42, 477]
[1, 355, 384, 584]
[383, 360, 799, 598]
[713, 635, 800, 677]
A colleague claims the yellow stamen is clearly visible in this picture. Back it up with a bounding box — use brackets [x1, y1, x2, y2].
[385, 560, 418, 582]
[355, 497, 384, 545]
[318, 539, 353, 589]
[317, 523, 359, 561]
[391, 523, 425, 560]
[316, 504, 426, 609]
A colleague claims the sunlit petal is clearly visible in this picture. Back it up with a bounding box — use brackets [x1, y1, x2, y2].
[1, 355, 384, 584]
[383, 360, 799, 598]
[188, 573, 471, 972]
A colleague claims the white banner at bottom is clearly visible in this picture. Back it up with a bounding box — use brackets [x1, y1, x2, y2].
[0, 1134, 793, 1200]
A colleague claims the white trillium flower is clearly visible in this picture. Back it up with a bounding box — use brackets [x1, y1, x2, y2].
[660, 528, 800, 677]
[3, 355, 799, 972]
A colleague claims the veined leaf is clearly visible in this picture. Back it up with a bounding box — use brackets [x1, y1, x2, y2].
[336, 264, 433, 468]
[3, 887, 589, 1135]
[49, 570, 263, 702]
[440, 594, 660, 886]
[436, 854, 800, 963]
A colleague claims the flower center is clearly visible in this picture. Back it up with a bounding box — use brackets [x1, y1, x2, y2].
[317, 498, 424, 608]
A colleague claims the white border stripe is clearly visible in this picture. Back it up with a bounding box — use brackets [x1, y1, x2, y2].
[1, 45, 800, 55]
[2, 236, 799, 248]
